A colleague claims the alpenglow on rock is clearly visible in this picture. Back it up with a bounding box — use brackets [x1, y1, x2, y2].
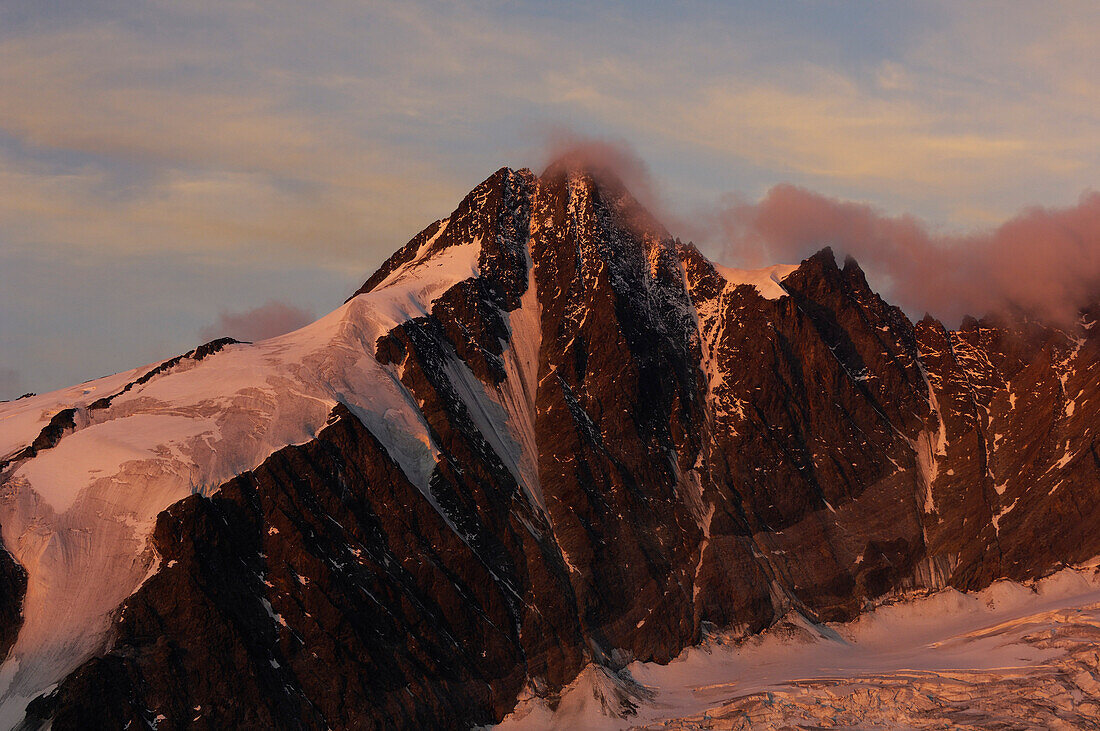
[0, 163, 1098, 729]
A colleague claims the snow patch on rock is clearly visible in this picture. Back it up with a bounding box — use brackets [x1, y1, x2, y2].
[712, 263, 797, 300]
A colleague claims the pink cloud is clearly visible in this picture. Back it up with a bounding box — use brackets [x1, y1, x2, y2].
[200, 300, 314, 343]
[533, 132, 1100, 324]
[714, 185, 1100, 324]
[536, 129, 676, 239]
[539, 129, 658, 207]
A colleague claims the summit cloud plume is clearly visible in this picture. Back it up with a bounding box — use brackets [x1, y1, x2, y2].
[536, 131, 684, 240]
[713, 186, 1100, 324]
[539, 131, 659, 208]
[536, 133, 1100, 324]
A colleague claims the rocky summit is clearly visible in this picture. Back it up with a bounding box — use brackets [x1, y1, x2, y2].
[0, 163, 1098, 729]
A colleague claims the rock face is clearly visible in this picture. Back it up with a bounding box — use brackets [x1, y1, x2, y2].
[3, 164, 1099, 728]
[0, 544, 24, 666]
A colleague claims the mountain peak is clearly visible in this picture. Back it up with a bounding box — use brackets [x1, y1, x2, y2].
[348, 166, 535, 301]
[8, 157, 1100, 729]
[806, 245, 839, 269]
[539, 159, 669, 244]
[539, 149, 627, 186]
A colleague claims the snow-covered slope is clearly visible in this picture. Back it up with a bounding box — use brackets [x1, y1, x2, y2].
[0, 233, 482, 723]
[0, 367, 148, 462]
[497, 565, 1100, 729]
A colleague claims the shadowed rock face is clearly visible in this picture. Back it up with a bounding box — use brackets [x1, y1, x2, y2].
[0, 544, 24, 664]
[14, 166, 1100, 728]
[914, 305, 1100, 589]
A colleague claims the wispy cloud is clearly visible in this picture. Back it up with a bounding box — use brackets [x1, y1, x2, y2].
[0, 18, 467, 267]
[199, 300, 314, 343]
[1, 1, 1096, 260]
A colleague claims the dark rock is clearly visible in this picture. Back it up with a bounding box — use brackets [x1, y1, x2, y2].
[0, 539, 26, 664]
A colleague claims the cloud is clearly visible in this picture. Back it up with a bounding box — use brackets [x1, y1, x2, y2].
[0, 160, 378, 266]
[0, 20, 470, 269]
[712, 185, 1100, 324]
[539, 129, 656, 197]
[535, 129, 680, 238]
[199, 300, 314, 343]
[531, 132, 1100, 326]
[0, 367, 24, 401]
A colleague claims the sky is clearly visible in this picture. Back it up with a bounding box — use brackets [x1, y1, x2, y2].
[1, 0, 1098, 398]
